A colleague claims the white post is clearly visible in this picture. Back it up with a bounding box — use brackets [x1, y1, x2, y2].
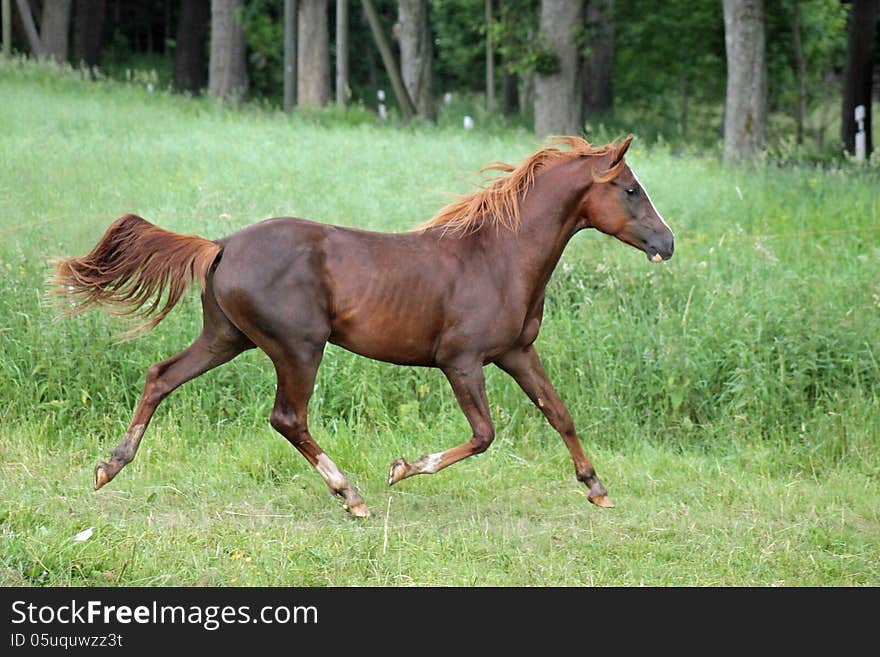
[377, 89, 387, 122]
[854, 104, 866, 161]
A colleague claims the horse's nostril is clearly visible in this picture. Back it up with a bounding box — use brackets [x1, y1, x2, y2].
[660, 233, 674, 258]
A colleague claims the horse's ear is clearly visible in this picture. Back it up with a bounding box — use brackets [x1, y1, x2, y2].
[594, 134, 634, 183]
[611, 134, 634, 166]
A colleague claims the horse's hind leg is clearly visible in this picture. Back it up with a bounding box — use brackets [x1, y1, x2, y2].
[94, 296, 252, 490]
[268, 343, 370, 518]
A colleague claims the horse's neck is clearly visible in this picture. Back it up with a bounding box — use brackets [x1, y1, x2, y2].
[494, 158, 592, 297]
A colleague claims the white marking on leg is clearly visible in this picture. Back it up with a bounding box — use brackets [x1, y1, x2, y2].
[315, 453, 348, 491]
[632, 169, 673, 236]
[418, 452, 444, 474]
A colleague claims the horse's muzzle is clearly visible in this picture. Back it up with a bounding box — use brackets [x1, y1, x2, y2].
[646, 236, 674, 263]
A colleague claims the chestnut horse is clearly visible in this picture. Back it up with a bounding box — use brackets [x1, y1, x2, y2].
[52, 135, 673, 517]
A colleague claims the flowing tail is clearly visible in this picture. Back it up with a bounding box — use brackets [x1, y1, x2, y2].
[50, 214, 221, 333]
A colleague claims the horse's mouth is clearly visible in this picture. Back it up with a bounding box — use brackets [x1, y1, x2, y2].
[613, 229, 674, 263]
[646, 247, 667, 263]
[645, 241, 674, 263]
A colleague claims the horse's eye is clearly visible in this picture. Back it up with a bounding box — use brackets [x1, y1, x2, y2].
[625, 187, 637, 196]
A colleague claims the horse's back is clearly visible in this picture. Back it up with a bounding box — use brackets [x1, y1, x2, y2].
[209, 217, 450, 364]
[210, 216, 521, 366]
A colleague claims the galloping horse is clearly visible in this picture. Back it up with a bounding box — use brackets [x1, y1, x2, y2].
[52, 135, 673, 517]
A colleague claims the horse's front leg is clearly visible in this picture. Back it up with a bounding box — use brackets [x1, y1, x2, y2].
[388, 363, 495, 484]
[495, 345, 613, 508]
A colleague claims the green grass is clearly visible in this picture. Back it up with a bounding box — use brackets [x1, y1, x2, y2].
[1, 60, 879, 586]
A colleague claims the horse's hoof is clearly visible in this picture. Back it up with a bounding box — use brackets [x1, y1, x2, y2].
[587, 480, 614, 508]
[588, 493, 615, 508]
[94, 462, 113, 490]
[388, 458, 408, 486]
[344, 501, 371, 518]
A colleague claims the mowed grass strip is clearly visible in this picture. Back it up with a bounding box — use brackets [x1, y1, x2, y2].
[1, 61, 878, 586]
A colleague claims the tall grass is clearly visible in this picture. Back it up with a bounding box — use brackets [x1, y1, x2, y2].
[1, 60, 878, 586]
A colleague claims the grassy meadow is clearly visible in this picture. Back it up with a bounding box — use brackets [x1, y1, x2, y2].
[1, 60, 878, 586]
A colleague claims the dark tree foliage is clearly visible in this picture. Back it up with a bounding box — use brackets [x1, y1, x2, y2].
[173, 0, 209, 92]
[20, 0, 861, 156]
[239, 0, 397, 107]
[493, 0, 539, 77]
[841, 0, 879, 155]
[349, 0, 397, 106]
[240, 0, 284, 100]
[611, 0, 848, 147]
[105, 0, 172, 54]
[74, 0, 107, 70]
[613, 0, 725, 139]
[583, 0, 614, 116]
[430, 0, 485, 92]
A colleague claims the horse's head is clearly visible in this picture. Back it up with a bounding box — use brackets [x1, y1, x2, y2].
[578, 135, 674, 263]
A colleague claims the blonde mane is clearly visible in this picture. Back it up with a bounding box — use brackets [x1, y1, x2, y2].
[420, 136, 630, 235]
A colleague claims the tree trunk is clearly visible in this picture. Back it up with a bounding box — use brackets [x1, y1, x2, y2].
[361, 0, 414, 121]
[485, 0, 494, 113]
[520, 26, 534, 118]
[14, 0, 42, 57]
[534, 0, 584, 137]
[817, 70, 836, 151]
[73, 0, 105, 71]
[173, 0, 209, 93]
[582, 0, 613, 116]
[791, 0, 806, 145]
[208, 0, 249, 101]
[41, 0, 71, 63]
[164, 0, 171, 49]
[841, 0, 879, 156]
[680, 77, 689, 137]
[521, 70, 533, 118]
[397, 0, 433, 120]
[297, 0, 329, 107]
[365, 18, 377, 89]
[722, 0, 767, 161]
[501, 68, 519, 115]
[284, 0, 296, 112]
[4, 0, 13, 59]
[336, 0, 348, 107]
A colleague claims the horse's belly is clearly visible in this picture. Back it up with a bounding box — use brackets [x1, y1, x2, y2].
[327, 275, 448, 366]
[328, 326, 437, 366]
